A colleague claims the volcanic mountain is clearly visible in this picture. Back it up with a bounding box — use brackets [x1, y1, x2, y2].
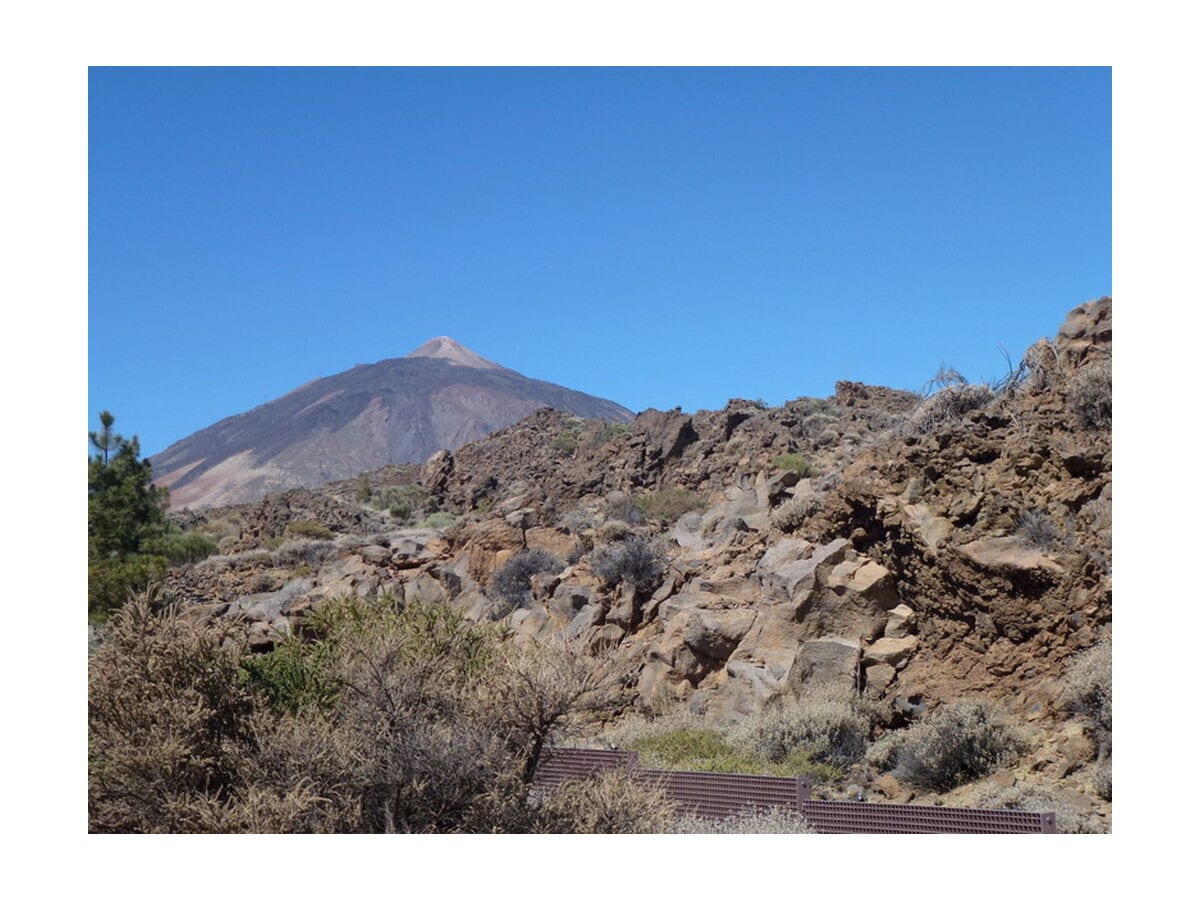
[150, 338, 634, 509]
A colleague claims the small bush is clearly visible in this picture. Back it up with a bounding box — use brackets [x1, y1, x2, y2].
[418, 511, 457, 530]
[908, 384, 994, 434]
[1015, 510, 1060, 553]
[729, 692, 874, 767]
[626, 727, 840, 782]
[889, 701, 1025, 792]
[549, 431, 578, 456]
[374, 484, 430, 522]
[591, 536, 666, 594]
[270, 538, 336, 568]
[490, 548, 563, 613]
[285, 520, 334, 540]
[142, 530, 219, 565]
[533, 772, 675, 833]
[88, 554, 169, 617]
[635, 488, 704, 523]
[603, 494, 644, 525]
[1066, 360, 1112, 430]
[241, 635, 340, 713]
[772, 495, 820, 533]
[772, 453, 812, 477]
[1061, 640, 1112, 758]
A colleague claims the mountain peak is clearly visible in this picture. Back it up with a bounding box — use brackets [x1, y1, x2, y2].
[405, 336, 504, 370]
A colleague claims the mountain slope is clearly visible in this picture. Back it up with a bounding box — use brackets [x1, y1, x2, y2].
[151, 338, 632, 509]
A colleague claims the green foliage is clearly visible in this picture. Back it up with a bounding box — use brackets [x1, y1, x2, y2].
[418, 511, 457, 530]
[635, 488, 704, 523]
[628, 728, 841, 782]
[244, 594, 498, 714]
[88, 412, 172, 614]
[284, 520, 334, 540]
[88, 554, 169, 617]
[549, 431, 579, 455]
[598, 422, 630, 442]
[373, 483, 431, 523]
[241, 636, 340, 714]
[772, 453, 812, 477]
[142, 530, 219, 565]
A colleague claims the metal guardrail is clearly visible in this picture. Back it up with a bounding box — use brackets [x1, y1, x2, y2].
[800, 799, 1055, 834]
[534, 747, 1056, 834]
[636, 768, 811, 820]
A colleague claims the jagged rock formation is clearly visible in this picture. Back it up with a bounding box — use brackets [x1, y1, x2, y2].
[159, 298, 1112, 821]
[150, 337, 633, 509]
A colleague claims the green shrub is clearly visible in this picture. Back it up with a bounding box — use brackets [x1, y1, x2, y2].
[549, 431, 579, 456]
[241, 636, 340, 713]
[490, 548, 563, 613]
[285, 520, 334, 540]
[418, 511, 457, 530]
[374, 484, 430, 522]
[142, 530, 219, 565]
[635, 488, 704, 523]
[772, 453, 812, 477]
[88, 554, 169, 617]
[591, 537, 666, 594]
[889, 701, 1026, 792]
[627, 727, 840, 782]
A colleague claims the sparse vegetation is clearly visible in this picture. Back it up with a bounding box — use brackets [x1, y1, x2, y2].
[1066, 360, 1112, 430]
[591, 536, 666, 594]
[490, 548, 564, 612]
[284, 520, 334, 540]
[729, 691, 877, 768]
[1015, 509, 1060, 552]
[772, 494, 820, 532]
[418, 511, 457, 530]
[635, 488, 704, 523]
[956, 780, 1107, 834]
[533, 771, 675, 833]
[1061, 640, 1112, 758]
[624, 726, 841, 782]
[882, 701, 1026, 792]
[90, 591, 648, 833]
[772, 453, 812, 477]
[907, 382, 994, 434]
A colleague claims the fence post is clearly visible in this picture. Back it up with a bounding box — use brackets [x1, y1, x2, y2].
[1041, 812, 1057, 834]
[795, 776, 811, 811]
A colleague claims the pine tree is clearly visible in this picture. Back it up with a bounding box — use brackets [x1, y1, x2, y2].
[88, 412, 171, 615]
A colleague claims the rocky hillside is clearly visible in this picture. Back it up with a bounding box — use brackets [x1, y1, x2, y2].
[159, 298, 1112, 828]
[150, 337, 633, 510]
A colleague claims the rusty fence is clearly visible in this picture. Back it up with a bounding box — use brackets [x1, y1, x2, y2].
[534, 747, 1055, 834]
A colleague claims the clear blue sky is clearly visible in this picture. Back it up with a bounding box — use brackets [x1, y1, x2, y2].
[89, 67, 1110, 457]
